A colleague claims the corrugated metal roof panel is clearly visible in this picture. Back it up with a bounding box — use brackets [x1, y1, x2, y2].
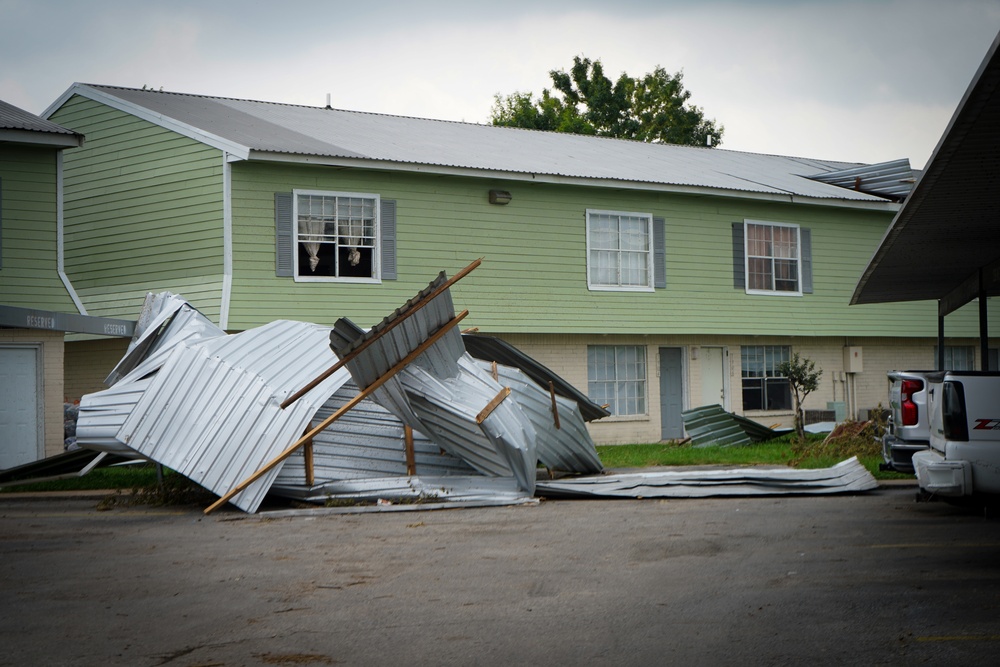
[76, 377, 154, 457]
[274, 381, 475, 490]
[105, 292, 224, 386]
[480, 360, 603, 475]
[270, 475, 531, 506]
[117, 320, 348, 513]
[535, 457, 878, 498]
[807, 158, 917, 201]
[76, 84, 897, 203]
[463, 334, 610, 422]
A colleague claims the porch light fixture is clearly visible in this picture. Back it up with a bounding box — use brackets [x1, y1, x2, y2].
[489, 189, 512, 205]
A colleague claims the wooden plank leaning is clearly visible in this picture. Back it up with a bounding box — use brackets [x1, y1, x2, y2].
[203, 309, 470, 515]
[279, 258, 482, 410]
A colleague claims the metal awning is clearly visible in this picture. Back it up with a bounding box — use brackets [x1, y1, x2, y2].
[852, 30, 1000, 316]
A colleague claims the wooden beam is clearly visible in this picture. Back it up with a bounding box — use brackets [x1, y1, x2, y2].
[303, 439, 314, 487]
[404, 425, 416, 476]
[548, 381, 561, 430]
[476, 386, 511, 424]
[204, 310, 469, 514]
[280, 258, 482, 409]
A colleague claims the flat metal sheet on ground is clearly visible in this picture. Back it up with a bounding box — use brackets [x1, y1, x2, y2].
[535, 457, 878, 498]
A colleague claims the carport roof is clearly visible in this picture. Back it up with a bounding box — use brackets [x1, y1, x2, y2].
[852, 31, 1000, 315]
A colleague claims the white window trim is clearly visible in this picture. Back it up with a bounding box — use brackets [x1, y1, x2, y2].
[744, 219, 802, 297]
[292, 189, 382, 284]
[587, 344, 649, 417]
[586, 209, 655, 292]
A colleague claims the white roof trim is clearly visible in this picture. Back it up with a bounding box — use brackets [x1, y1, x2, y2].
[43, 83, 251, 160]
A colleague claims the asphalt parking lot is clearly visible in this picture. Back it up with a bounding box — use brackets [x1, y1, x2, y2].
[2, 485, 1000, 666]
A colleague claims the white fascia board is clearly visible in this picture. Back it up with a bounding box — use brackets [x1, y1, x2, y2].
[43, 84, 250, 160]
[248, 151, 899, 212]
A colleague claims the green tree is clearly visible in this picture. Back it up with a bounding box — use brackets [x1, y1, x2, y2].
[777, 353, 823, 442]
[490, 56, 724, 147]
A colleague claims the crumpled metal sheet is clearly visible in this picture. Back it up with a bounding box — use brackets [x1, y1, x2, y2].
[329, 271, 539, 494]
[273, 380, 476, 490]
[105, 292, 224, 386]
[474, 359, 603, 475]
[117, 320, 348, 513]
[534, 457, 878, 498]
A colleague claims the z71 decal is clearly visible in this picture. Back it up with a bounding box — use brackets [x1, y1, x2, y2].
[973, 419, 1000, 430]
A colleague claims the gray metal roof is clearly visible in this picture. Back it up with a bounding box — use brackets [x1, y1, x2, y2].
[50, 83, 905, 205]
[852, 31, 1000, 311]
[0, 98, 82, 147]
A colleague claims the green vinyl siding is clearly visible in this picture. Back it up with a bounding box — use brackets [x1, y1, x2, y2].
[228, 161, 998, 338]
[0, 145, 78, 311]
[49, 96, 225, 319]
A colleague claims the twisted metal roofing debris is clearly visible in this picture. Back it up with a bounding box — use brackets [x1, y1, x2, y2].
[463, 334, 610, 422]
[118, 320, 348, 513]
[681, 404, 786, 447]
[535, 457, 878, 498]
[77, 280, 876, 514]
[273, 380, 476, 491]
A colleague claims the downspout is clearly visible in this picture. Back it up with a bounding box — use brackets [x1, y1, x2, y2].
[219, 153, 233, 330]
[56, 150, 88, 315]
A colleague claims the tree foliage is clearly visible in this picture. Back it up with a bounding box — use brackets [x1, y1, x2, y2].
[490, 56, 724, 147]
[777, 353, 823, 442]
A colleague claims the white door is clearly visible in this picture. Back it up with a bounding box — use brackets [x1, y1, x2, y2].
[0, 346, 42, 469]
[700, 347, 727, 409]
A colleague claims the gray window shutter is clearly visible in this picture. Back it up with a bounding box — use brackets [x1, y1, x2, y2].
[274, 192, 293, 277]
[653, 216, 666, 288]
[801, 228, 813, 294]
[381, 199, 397, 280]
[732, 222, 745, 289]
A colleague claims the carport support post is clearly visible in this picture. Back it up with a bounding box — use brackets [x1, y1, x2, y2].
[938, 308, 945, 371]
[980, 270, 989, 371]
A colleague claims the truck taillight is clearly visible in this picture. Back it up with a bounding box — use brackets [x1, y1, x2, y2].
[942, 381, 969, 441]
[901, 379, 923, 426]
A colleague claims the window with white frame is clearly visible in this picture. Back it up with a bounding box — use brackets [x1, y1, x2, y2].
[586, 210, 653, 290]
[588, 345, 647, 416]
[745, 221, 801, 294]
[294, 191, 379, 280]
[741, 345, 792, 411]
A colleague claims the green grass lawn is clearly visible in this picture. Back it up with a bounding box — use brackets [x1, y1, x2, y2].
[597, 432, 909, 481]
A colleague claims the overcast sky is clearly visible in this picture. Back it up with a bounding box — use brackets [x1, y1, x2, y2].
[3, 0, 999, 168]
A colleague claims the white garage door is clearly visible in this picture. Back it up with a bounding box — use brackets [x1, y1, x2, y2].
[0, 346, 42, 470]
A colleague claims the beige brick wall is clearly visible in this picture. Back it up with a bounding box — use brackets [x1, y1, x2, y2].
[0, 329, 65, 458]
[64, 338, 130, 400]
[492, 333, 998, 445]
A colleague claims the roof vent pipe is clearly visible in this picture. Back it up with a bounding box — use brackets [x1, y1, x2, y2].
[325, 93, 332, 110]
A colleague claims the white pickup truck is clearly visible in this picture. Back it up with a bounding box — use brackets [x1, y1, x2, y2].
[911, 371, 1000, 498]
[881, 370, 933, 474]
